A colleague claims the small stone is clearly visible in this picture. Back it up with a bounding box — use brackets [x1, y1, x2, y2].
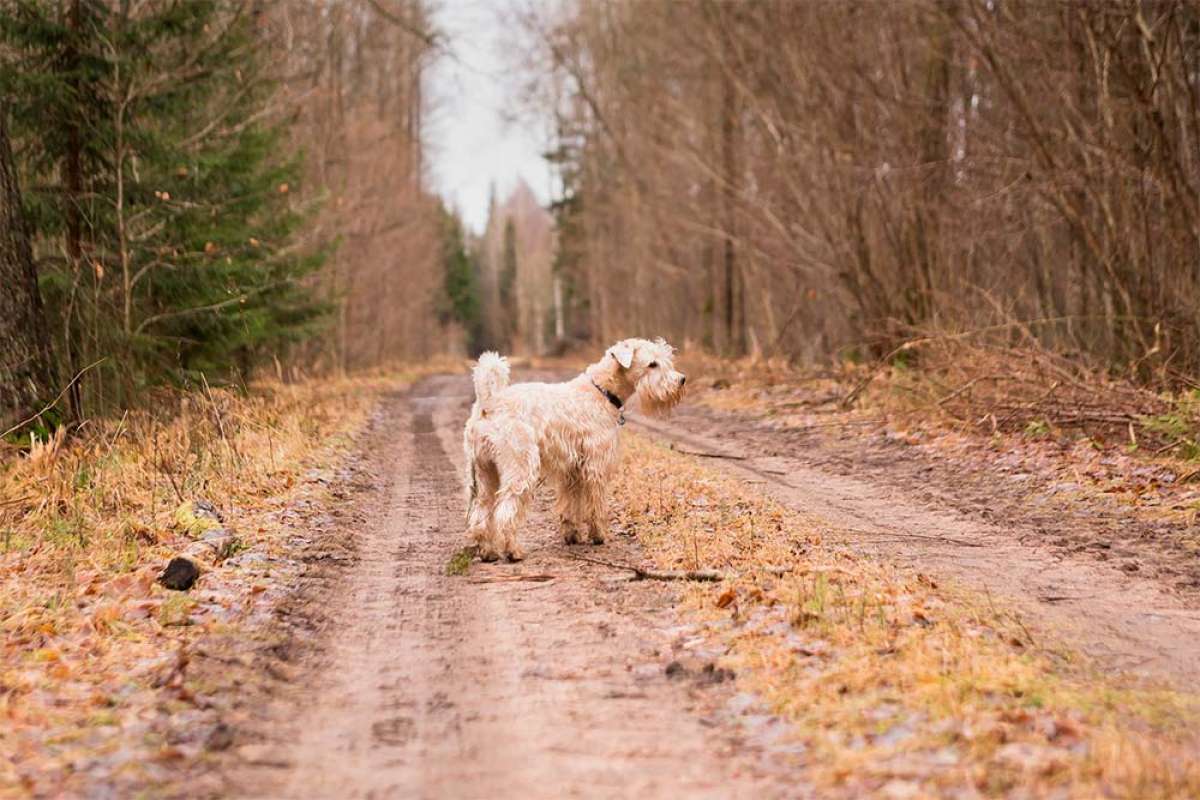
[192, 500, 223, 523]
[158, 557, 200, 591]
[205, 722, 235, 752]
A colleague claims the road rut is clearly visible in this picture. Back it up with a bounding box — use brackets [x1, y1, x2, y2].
[234, 375, 785, 799]
[632, 405, 1200, 687]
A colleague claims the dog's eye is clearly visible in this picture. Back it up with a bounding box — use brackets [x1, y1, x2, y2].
[648, 362, 658, 369]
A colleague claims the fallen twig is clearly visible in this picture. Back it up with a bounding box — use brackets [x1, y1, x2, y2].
[1, 358, 106, 439]
[565, 552, 727, 581]
[671, 447, 748, 461]
[936, 375, 1001, 406]
[1039, 595, 1086, 603]
[468, 574, 555, 584]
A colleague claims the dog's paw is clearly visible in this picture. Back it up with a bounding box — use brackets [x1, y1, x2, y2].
[504, 546, 525, 563]
[588, 531, 606, 545]
[478, 546, 502, 563]
[563, 527, 584, 545]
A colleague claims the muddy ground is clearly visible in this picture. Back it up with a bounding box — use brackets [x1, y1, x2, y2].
[206, 375, 796, 800]
[177, 370, 1200, 799]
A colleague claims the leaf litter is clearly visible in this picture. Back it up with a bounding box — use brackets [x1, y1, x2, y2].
[0, 364, 449, 798]
[613, 433, 1200, 798]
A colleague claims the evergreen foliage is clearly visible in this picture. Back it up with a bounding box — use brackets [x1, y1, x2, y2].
[0, 0, 327, 411]
[439, 207, 483, 354]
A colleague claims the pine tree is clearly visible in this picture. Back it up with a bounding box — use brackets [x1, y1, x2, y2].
[439, 208, 483, 354]
[0, 0, 327, 410]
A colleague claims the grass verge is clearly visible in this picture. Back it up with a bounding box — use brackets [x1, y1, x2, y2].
[0, 363, 447, 797]
[613, 433, 1200, 798]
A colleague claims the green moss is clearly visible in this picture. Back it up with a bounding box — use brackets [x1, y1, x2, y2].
[173, 502, 221, 537]
[445, 546, 475, 576]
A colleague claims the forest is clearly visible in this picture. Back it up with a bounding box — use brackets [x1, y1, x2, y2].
[3, 2, 1200, 799]
[6, 1, 1200, 426]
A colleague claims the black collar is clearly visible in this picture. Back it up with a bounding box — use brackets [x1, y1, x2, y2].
[591, 380, 624, 410]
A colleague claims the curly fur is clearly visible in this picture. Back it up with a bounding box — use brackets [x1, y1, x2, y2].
[463, 338, 687, 561]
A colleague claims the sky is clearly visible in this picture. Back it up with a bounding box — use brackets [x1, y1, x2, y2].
[427, 0, 554, 235]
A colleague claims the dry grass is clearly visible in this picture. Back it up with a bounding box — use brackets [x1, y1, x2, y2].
[683, 342, 1200, 461]
[613, 434, 1200, 798]
[0, 362, 450, 796]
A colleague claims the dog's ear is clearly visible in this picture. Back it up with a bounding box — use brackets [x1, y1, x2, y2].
[608, 341, 634, 369]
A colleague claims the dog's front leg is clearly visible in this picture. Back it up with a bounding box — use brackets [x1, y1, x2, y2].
[553, 471, 587, 544]
[580, 438, 618, 545]
[579, 479, 609, 545]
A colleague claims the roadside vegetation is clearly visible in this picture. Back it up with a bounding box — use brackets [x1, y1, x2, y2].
[614, 434, 1200, 798]
[0, 368, 441, 797]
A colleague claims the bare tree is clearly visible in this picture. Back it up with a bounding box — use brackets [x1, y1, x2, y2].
[525, 0, 1200, 382]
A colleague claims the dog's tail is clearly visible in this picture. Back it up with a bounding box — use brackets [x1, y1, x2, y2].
[471, 351, 510, 404]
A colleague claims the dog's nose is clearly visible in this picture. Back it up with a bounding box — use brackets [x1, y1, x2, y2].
[680, 375, 687, 386]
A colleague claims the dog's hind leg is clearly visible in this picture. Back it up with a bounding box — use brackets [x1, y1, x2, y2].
[492, 489, 531, 562]
[466, 458, 501, 561]
[490, 424, 539, 562]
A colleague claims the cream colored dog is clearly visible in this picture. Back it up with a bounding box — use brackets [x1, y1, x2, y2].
[463, 338, 687, 562]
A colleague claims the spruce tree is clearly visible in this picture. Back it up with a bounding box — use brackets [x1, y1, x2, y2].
[0, 0, 327, 410]
[439, 208, 483, 354]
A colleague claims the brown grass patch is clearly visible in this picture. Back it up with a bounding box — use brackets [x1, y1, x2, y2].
[0, 363, 446, 796]
[613, 434, 1200, 798]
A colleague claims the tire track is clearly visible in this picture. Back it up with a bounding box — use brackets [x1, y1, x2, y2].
[237, 375, 788, 800]
[631, 406, 1200, 687]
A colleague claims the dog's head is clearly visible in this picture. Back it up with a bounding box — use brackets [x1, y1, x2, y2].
[595, 337, 687, 417]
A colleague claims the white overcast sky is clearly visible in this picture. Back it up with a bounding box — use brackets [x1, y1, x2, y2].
[427, 0, 554, 234]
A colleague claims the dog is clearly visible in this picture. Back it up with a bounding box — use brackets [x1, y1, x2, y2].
[463, 338, 687, 562]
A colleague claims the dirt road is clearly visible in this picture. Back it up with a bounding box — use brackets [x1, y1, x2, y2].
[225, 371, 1200, 799]
[231, 375, 791, 800]
[633, 405, 1200, 687]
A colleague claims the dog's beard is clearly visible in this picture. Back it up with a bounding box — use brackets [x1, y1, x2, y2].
[634, 374, 684, 417]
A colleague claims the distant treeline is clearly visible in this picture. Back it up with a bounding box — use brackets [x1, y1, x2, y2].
[532, 1, 1200, 383]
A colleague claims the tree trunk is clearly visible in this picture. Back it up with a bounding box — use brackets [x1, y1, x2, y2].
[0, 109, 54, 431]
[720, 69, 744, 356]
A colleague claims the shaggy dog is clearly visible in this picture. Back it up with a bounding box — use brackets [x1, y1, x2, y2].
[463, 338, 687, 562]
